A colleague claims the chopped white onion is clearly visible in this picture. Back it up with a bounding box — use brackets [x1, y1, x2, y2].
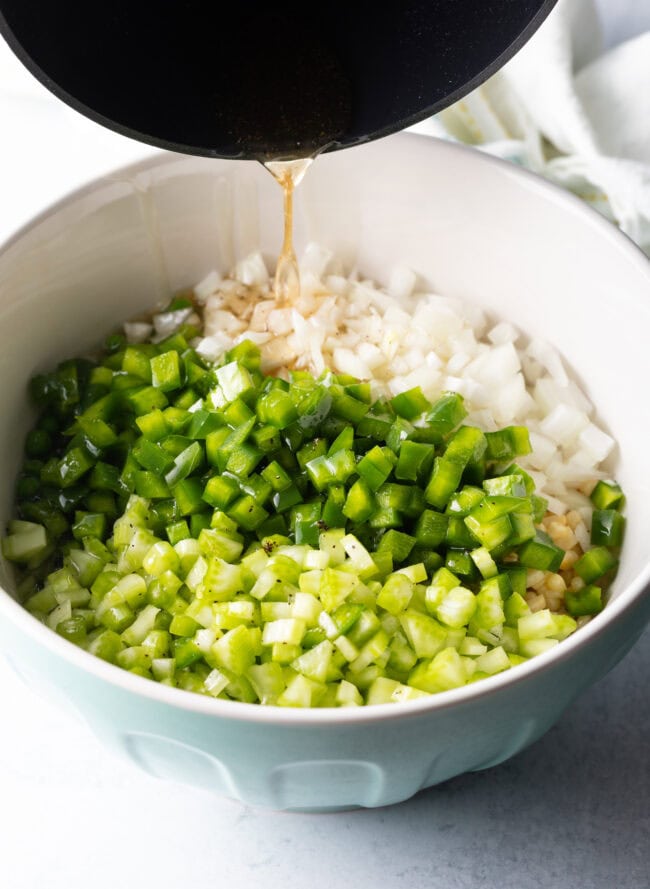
[488, 321, 519, 345]
[124, 322, 153, 344]
[388, 265, 417, 301]
[578, 424, 615, 462]
[527, 338, 569, 387]
[235, 250, 269, 287]
[193, 269, 223, 302]
[152, 307, 193, 337]
[539, 404, 589, 446]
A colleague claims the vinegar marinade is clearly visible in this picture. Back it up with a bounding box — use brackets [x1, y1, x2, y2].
[264, 157, 313, 306]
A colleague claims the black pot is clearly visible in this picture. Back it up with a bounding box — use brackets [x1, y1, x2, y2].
[0, 0, 556, 159]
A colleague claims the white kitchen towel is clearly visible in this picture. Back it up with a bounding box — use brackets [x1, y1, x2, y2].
[412, 0, 650, 253]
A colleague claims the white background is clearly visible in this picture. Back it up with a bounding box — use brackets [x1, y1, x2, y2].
[0, 3, 648, 888]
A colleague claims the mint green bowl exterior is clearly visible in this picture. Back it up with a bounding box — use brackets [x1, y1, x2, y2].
[0, 135, 649, 811]
[0, 593, 647, 811]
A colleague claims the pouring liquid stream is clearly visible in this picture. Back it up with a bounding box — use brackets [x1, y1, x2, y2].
[264, 157, 313, 307]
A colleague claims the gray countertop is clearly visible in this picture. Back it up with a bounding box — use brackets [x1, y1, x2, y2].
[2, 629, 646, 889]
[209, 631, 650, 889]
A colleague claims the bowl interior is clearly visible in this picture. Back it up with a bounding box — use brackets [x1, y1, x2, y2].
[0, 133, 648, 620]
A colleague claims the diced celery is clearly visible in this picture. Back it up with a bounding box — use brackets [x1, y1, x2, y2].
[398, 611, 447, 659]
[471, 579, 506, 632]
[318, 529, 347, 565]
[348, 629, 390, 674]
[395, 562, 427, 583]
[246, 662, 285, 703]
[458, 636, 488, 657]
[408, 647, 466, 693]
[319, 567, 359, 611]
[2, 523, 49, 563]
[290, 592, 322, 625]
[210, 625, 257, 674]
[199, 558, 244, 602]
[424, 567, 460, 613]
[435, 586, 476, 629]
[56, 615, 88, 645]
[291, 640, 333, 683]
[199, 529, 242, 568]
[203, 668, 230, 698]
[474, 645, 510, 675]
[88, 629, 124, 663]
[518, 638, 560, 658]
[341, 534, 378, 580]
[377, 573, 414, 615]
[142, 541, 180, 577]
[551, 613, 577, 641]
[518, 609, 557, 641]
[122, 604, 160, 646]
[277, 673, 326, 707]
[504, 591, 531, 626]
[470, 546, 498, 579]
[336, 679, 364, 707]
[262, 618, 306, 646]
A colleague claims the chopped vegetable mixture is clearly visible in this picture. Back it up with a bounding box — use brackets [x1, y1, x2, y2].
[2, 301, 626, 706]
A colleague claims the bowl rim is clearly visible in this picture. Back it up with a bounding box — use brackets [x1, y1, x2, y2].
[0, 132, 648, 726]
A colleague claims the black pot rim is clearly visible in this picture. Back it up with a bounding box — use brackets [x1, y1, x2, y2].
[0, 1, 557, 159]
